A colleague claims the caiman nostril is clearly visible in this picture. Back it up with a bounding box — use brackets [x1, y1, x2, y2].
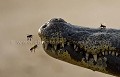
[42, 24, 47, 28]
[55, 19, 58, 21]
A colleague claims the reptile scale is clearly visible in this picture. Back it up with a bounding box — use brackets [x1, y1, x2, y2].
[38, 18, 120, 77]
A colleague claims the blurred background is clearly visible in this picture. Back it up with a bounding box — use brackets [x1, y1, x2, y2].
[0, 0, 120, 77]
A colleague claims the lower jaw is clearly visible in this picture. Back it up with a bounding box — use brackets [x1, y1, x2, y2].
[45, 49, 108, 71]
[42, 42, 120, 76]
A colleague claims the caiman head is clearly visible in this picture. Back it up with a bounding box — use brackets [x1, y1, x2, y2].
[38, 18, 120, 76]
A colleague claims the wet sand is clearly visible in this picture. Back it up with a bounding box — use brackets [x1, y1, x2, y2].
[0, 0, 120, 77]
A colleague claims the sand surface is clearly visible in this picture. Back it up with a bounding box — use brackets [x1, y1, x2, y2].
[1, 0, 120, 77]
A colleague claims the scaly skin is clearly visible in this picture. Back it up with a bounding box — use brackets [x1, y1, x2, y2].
[38, 18, 120, 77]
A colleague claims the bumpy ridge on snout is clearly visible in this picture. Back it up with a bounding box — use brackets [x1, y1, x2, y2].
[38, 18, 120, 76]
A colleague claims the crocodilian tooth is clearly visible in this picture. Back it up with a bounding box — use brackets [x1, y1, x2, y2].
[41, 41, 44, 44]
[75, 47, 78, 51]
[54, 45, 57, 50]
[67, 42, 70, 45]
[102, 52, 104, 55]
[109, 51, 111, 54]
[112, 51, 115, 56]
[74, 44, 76, 49]
[86, 53, 89, 60]
[42, 41, 48, 50]
[105, 51, 108, 55]
[93, 54, 97, 62]
[62, 43, 64, 47]
[116, 52, 118, 56]
[44, 43, 48, 50]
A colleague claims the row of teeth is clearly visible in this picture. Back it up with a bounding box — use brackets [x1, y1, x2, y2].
[73, 44, 119, 57]
[42, 41, 66, 50]
[42, 41, 119, 59]
[86, 53, 102, 62]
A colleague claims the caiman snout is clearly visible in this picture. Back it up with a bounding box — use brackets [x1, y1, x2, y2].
[38, 18, 67, 37]
[38, 18, 68, 51]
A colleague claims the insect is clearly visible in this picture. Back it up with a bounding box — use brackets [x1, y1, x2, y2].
[100, 24, 106, 29]
[27, 34, 33, 41]
[30, 44, 38, 52]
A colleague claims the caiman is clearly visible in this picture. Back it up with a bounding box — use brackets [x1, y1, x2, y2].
[38, 18, 120, 77]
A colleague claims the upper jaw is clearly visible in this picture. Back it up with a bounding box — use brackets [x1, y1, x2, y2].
[38, 18, 120, 55]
